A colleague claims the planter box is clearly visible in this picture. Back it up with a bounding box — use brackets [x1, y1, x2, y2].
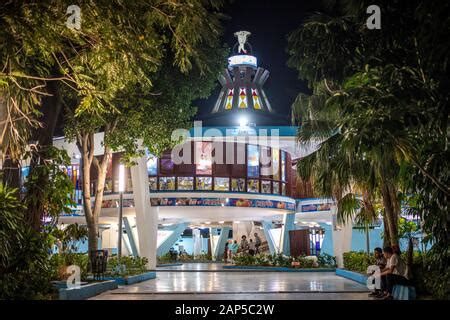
[335, 268, 368, 285]
[223, 265, 335, 272]
[58, 280, 118, 300]
[103, 271, 157, 285]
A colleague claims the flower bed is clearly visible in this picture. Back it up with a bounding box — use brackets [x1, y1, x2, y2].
[231, 253, 337, 269]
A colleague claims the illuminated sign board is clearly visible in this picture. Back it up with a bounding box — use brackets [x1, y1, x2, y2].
[150, 197, 295, 211]
[228, 55, 257, 68]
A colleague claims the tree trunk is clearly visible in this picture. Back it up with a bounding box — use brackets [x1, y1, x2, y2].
[382, 214, 390, 248]
[78, 130, 113, 258]
[406, 237, 414, 279]
[25, 79, 63, 230]
[380, 181, 399, 246]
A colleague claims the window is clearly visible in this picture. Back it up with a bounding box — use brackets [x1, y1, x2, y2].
[282, 183, 286, 196]
[281, 151, 286, 182]
[147, 153, 158, 176]
[260, 146, 271, 177]
[225, 89, 234, 110]
[126, 167, 133, 192]
[247, 179, 259, 193]
[214, 177, 230, 191]
[251, 89, 262, 110]
[159, 177, 175, 190]
[196, 177, 212, 190]
[231, 178, 245, 192]
[238, 87, 247, 108]
[160, 152, 174, 175]
[247, 145, 259, 177]
[272, 148, 280, 180]
[261, 180, 271, 194]
[195, 142, 212, 175]
[149, 177, 157, 191]
[178, 177, 194, 190]
[273, 182, 280, 195]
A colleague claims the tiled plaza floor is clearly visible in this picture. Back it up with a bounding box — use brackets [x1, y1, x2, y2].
[91, 263, 371, 300]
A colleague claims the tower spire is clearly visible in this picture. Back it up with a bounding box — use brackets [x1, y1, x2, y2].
[211, 31, 272, 114]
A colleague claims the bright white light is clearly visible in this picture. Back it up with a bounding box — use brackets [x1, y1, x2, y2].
[205, 222, 211, 225]
[118, 164, 125, 192]
[228, 55, 257, 68]
[239, 116, 248, 127]
[235, 221, 240, 224]
[219, 221, 225, 224]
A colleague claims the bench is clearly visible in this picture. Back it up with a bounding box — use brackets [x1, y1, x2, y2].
[392, 285, 416, 300]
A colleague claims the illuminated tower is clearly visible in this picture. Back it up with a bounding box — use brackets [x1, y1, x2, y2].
[205, 31, 288, 126]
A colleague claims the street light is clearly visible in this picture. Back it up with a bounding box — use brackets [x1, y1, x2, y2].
[117, 164, 125, 259]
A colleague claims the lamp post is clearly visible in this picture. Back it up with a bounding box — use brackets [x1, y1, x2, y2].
[117, 164, 125, 259]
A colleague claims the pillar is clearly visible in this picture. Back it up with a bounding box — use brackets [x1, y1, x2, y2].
[131, 156, 158, 270]
[261, 220, 277, 255]
[193, 228, 202, 258]
[280, 212, 296, 256]
[157, 223, 188, 257]
[331, 207, 353, 268]
[123, 217, 138, 257]
[211, 227, 231, 261]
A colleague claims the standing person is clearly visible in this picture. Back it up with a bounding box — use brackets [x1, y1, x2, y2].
[248, 239, 256, 256]
[240, 235, 249, 254]
[377, 246, 410, 300]
[254, 233, 262, 254]
[230, 240, 239, 263]
[368, 247, 387, 297]
[223, 241, 229, 263]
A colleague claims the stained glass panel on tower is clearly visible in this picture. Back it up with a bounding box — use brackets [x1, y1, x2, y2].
[225, 88, 234, 110]
[251, 88, 262, 110]
[238, 87, 247, 108]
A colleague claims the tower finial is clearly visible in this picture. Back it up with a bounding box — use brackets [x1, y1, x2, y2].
[234, 31, 251, 54]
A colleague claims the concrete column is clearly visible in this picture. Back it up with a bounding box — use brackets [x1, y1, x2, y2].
[261, 221, 277, 255]
[131, 156, 158, 270]
[157, 223, 188, 257]
[193, 229, 202, 258]
[280, 212, 296, 256]
[212, 227, 231, 261]
[331, 207, 353, 268]
[123, 217, 138, 257]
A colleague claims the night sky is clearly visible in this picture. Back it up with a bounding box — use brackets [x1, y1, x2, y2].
[195, 0, 319, 120]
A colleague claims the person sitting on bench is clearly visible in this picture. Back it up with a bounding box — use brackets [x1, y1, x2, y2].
[368, 247, 387, 297]
[377, 246, 410, 300]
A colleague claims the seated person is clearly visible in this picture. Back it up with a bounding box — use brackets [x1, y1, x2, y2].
[377, 246, 410, 300]
[368, 247, 387, 297]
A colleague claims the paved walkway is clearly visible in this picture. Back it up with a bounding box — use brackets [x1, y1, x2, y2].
[92, 263, 371, 300]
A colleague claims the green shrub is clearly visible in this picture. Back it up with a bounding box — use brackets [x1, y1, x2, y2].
[49, 253, 89, 281]
[233, 254, 257, 266]
[0, 184, 56, 299]
[107, 256, 148, 276]
[317, 253, 337, 268]
[343, 251, 376, 273]
[233, 253, 331, 269]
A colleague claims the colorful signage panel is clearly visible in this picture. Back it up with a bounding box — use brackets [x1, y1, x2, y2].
[150, 197, 295, 211]
[300, 203, 332, 212]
